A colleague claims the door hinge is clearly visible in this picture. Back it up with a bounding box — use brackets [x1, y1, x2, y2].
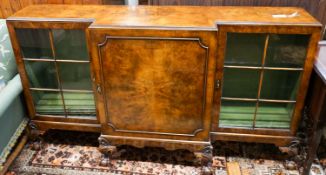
[215, 80, 220, 89]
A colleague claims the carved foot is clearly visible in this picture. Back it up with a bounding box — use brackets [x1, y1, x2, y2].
[27, 121, 44, 151]
[98, 137, 118, 167]
[194, 145, 213, 166]
[194, 145, 213, 175]
[278, 139, 300, 156]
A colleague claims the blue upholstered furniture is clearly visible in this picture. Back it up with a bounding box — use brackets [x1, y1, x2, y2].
[0, 19, 27, 171]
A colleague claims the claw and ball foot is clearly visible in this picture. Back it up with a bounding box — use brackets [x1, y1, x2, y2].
[278, 139, 300, 156]
[27, 121, 44, 151]
[98, 137, 118, 167]
[194, 145, 214, 175]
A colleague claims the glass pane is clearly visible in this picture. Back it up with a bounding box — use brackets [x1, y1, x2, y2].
[219, 100, 256, 128]
[255, 102, 294, 129]
[31, 91, 64, 115]
[260, 70, 301, 100]
[58, 63, 92, 90]
[222, 68, 260, 98]
[63, 92, 96, 117]
[53, 29, 89, 60]
[225, 33, 266, 66]
[265, 34, 310, 68]
[16, 29, 52, 59]
[24, 61, 58, 89]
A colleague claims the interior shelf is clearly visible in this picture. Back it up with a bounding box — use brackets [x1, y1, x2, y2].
[34, 92, 96, 117]
[220, 105, 292, 129]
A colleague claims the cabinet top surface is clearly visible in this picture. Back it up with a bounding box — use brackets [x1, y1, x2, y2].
[8, 5, 321, 29]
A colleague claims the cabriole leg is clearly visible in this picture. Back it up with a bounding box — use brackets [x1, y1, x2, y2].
[194, 145, 213, 175]
[27, 121, 44, 151]
[98, 136, 118, 167]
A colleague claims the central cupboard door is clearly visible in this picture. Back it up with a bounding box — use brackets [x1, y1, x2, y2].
[91, 30, 217, 139]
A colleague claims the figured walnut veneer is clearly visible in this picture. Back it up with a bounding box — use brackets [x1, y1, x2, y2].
[8, 5, 320, 29]
[89, 28, 217, 144]
[99, 36, 208, 136]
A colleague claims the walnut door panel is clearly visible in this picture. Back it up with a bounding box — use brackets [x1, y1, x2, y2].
[101, 37, 206, 135]
[90, 29, 217, 140]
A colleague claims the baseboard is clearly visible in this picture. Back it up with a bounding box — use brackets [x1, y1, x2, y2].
[0, 118, 28, 171]
[0, 133, 28, 175]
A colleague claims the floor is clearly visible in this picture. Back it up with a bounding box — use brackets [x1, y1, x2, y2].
[6, 130, 326, 175]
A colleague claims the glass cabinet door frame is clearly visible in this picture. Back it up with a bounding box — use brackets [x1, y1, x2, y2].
[6, 19, 99, 124]
[212, 24, 321, 136]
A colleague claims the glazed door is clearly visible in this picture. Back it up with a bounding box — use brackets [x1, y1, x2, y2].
[90, 29, 217, 141]
[220, 33, 307, 129]
[213, 25, 320, 136]
[10, 26, 96, 120]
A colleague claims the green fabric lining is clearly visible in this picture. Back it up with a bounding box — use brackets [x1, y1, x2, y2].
[220, 105, 291, 128]
[34, 92, 95, 116]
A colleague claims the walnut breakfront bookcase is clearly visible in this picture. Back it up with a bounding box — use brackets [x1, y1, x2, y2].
[6, 5, 321, 169]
